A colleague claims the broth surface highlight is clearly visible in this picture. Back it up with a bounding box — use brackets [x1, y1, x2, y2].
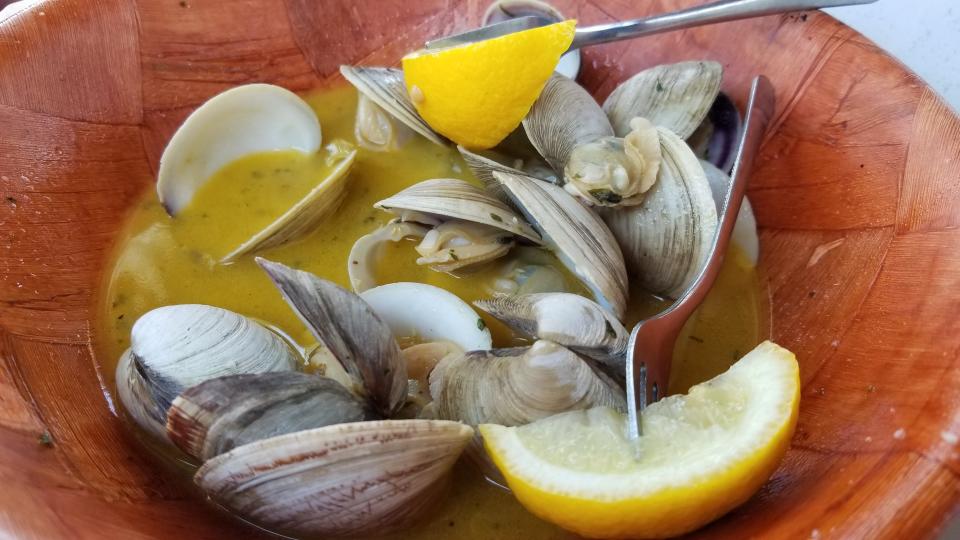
[95, 84, 764, 539]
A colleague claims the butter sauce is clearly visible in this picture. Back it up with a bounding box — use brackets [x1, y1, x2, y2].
[95, 84, 763, 539]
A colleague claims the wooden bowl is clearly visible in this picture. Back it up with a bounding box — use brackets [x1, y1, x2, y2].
[0, 0, 958, 537]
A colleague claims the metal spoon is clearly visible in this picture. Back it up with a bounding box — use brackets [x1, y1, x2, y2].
[425, 0, 877, 51]
[624, 75, 776, 442]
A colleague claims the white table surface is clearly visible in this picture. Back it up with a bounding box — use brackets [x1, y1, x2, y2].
[826, 0, 960, 110]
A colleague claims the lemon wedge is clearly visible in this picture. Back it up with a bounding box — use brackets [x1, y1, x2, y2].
[480, 341, 800, 539]
[402, 20, 576, 149]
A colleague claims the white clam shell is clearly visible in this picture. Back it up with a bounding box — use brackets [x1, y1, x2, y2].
[475, 292, 628, 370]
[157, 84, 322, 215]
[600, 127, 718, 298]
[195, 419, 473, 537]
[118, 304, 299, 439]
[493, 170, 629, 319]
[362, 282, 493, 352]
[347, 220, 429, 293]
[603, 61, 723, 139]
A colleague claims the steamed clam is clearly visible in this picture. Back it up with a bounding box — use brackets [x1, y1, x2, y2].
[196, 420, 473, 537]
[340, 65, 444, 146]
[494, 170, 629, 318]
[603, 60, 723, 140]
[475, 292, 629, 370]
[156, 84, 358, 263]
[429, 339, 625, 426]
[166, 371, 367, 461]
[356, 178, 542, 280]
[600, 127, 718, 298]
[115, 304, 299, 440]
[523, 74, 660, 206]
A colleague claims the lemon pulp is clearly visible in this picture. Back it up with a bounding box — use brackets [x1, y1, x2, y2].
[481, 341, 800, 539]
[403, 20, 576, 149]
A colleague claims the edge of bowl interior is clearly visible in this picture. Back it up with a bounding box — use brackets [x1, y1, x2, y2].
[0, 0, 958, 538]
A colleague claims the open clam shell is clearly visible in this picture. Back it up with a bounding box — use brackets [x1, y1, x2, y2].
[375, 178, 541, 242]
[116, 304, 300, 439]
[166, 372, 367, 461]
[340, 65, 444, 145]
[195, 419, 473, 537]
[222, 143, 357, 263]
[157, 84, 322, 215]
[361, 282, 493, 351]
[602, 60, 723, 139]
[474, 292, 628, 370]
[600, 127, 718, 298]
[257, 258, 408, 417]
[347, 219, 429, 293]
[522, 73, 614, 174]
[156, 83, 357, 263]
[429, 340, 625, 427]
[493, 170, 629, 318]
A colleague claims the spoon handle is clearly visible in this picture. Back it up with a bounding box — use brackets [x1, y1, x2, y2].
[570, 0, 877, 50]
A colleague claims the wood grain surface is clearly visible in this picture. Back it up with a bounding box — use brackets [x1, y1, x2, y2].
[0, 0, 958, 538]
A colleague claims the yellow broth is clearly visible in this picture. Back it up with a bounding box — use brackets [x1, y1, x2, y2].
[95, 84, 764, 538]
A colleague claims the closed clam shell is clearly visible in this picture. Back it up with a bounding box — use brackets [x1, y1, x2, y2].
[375, 178, 541, 243]
[257, 258, 408, 417]
[600, 127, 718, 298]
[195, 419, 473, 537]
[155, 83, 354, 263]
[474, 292, 628, 371]
[119, 304, 299, 438]
[493, 170, 629, 318]
[603, 60, 723, 139]
[340, 65, 444, 145]
[166, 372, 367, 461]
[115, 349, 166, 441]
[429, 340, 625, 427]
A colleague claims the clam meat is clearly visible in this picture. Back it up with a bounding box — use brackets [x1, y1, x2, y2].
[166, 371, 367, 461]
[361, 178, 542, 279]
[523, 74, 660, 206]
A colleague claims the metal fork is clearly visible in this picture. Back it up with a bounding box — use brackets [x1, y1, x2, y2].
[426, 0, 877, 51]
[624, 75, 776, 442]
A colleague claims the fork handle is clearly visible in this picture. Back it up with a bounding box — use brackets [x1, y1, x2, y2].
[570, 0, 877, 50]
